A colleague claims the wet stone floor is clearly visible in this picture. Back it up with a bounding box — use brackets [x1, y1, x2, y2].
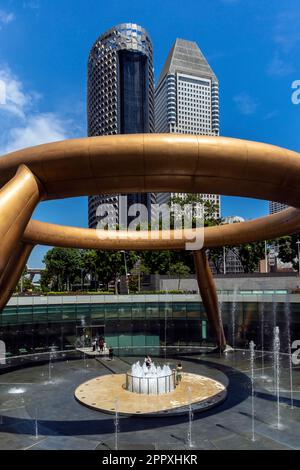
[0, 351, 299, 450]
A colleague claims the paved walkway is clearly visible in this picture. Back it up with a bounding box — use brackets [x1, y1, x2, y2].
[0, 352, 299, 450]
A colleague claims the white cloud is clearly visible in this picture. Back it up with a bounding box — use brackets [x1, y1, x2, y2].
[234, 92, 259, 115]
[0, 10, 15, 28]
[274, 10, 300, 53]
[0, 66, 72, 156]
[0, 67, 35, 118]
[264, 110, 279, 120]
[267, 54, 294, 77]
[4, 114, 68, 154]
[266, 9, 300, 81]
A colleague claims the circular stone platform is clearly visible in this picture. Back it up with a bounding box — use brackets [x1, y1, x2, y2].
[74, 372, 227, 417]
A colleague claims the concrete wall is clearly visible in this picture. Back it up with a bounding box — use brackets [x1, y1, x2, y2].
[7, 292, 300, 307]
[158, 274, 300, 293]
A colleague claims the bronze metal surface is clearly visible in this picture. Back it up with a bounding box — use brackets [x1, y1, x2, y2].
[194, 250, 226, 350]
[1, 134, 300, 350]
[22, 206, 300, 250]
[0, 242, 34, 312]
[0, 134, 299, 206]
[0, 165, 41, 276]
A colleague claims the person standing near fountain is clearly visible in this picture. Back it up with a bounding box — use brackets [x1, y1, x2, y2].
[99, 337, 104, 353]
[176, 363, 183, 385]
[109, 347, 114, 360]
[144, 356, 152, 369]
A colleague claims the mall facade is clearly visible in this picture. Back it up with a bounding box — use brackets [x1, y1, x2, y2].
[1, 294, 300, 359]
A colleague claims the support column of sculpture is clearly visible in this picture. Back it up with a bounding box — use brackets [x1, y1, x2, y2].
[0, 165, 41, 273]
[0, 165, 42, 309]
[0, 242, 34, 311]
[193, 249, 226, 351]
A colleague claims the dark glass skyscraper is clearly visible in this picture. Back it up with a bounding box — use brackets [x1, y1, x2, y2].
[87, 24, 155, 228]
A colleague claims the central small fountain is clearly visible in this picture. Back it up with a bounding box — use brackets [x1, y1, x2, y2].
[126, 361, 175, 395]
[75, 357, 227, 416]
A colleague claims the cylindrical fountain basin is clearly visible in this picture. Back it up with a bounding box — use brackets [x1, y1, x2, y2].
[126, 370, 176, 395]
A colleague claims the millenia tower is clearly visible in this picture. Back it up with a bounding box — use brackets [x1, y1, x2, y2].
[87, 24, 155, 228]
[269, 201, 289, 215]
[155, 39, 221, 218]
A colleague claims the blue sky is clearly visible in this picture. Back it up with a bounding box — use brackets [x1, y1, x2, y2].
[0, 0, 299, 267]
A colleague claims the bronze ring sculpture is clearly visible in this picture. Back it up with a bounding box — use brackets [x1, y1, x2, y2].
[1, 133, 300, 350]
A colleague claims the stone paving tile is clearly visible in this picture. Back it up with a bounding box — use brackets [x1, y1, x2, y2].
[255, 422, 300, 450]
[155, 439, 217, 450]
[0, 429, 46, 450]
[0, 354, 299, 450]
[211, 433, 288, 450]
[97, 439, 157, 451]
[30, 435, 100, 450]
[96, 357, 130, 375]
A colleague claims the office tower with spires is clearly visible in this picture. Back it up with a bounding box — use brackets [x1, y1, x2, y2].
[155, 38, 221, 218]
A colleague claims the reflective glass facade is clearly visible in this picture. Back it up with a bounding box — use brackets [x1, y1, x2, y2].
[119, 50, 149, 134]
[87, 23, 155, 229]
[1, 300, 300, 357]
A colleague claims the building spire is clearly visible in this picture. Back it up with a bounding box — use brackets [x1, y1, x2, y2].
[158, 38, 218, 87]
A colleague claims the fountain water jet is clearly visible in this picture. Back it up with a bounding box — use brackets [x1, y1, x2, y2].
[259, 300, 267, 380]
[34, 407, 39, 439]
[48, 355, 52, 382]
[47, 345, 58, 383]
[231, 287, 238, 349]
[114, 398, 119, 450]
[186, 386, 195, 448]
[218, 292, 224, 357]
[127, 361, 175, 395]
[8, 387, 25, 394]
[164, 292, 168, 361]
[249, 341, 256, 442]
[273, 326, 281, 430]
[284, 295, 294, 409]
[83, 351, 87, 368]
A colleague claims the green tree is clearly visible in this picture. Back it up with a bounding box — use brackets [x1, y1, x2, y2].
[207, 248, 224, 274]
[95, 250, 139, 292]
[81, 249, 98, 288]
[43, 248, 82, 291]
[278, 234, 299, 270]
[233, 242, 265, 273]
[40, 268, 53, 292]
[170, 193, 220, 227]
[140, 250, 195, 277]
[169, 261, 191, 290]
[141, 250, 172, 275]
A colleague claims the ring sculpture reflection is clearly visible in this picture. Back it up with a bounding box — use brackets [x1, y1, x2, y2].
[1, 133, 300, 351]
